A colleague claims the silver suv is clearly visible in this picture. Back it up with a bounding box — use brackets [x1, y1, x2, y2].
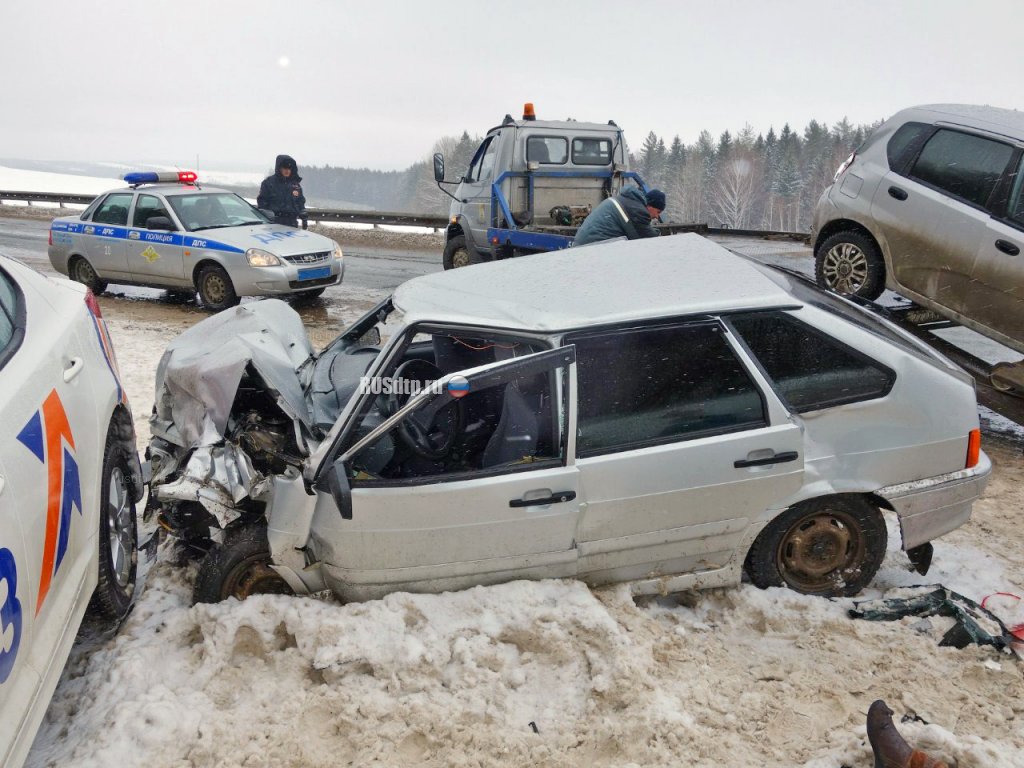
[811, 104, 1024, 387]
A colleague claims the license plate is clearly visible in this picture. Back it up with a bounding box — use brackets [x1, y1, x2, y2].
[297, 266, 331, 281]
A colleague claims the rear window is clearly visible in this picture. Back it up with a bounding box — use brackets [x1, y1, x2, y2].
[886, 121, 932, 170]
[730, 312, 894, 412]
[910, 129, 1014, 209]
[526, 136, 568, 165]
[572, 138, 612, 165]
[91, 193, 133, 226]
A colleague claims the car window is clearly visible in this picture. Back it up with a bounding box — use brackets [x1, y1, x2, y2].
[729, 311, 894, 413]
[572, 137, 612, 165]
[348, 332, 567, 483]
[1007, 156, 1024, 227]
[0, 268, 24, 369]
[466, 137, 494, 183]
[91, 193, 134, 226]
[569, 322, 766, 457]
[886, 121, 932, 170]
[80, 195, 104, 221]
[910, 129, 1014, 209]
[526, 136, 568, 165]
[132, 194, 172, 228]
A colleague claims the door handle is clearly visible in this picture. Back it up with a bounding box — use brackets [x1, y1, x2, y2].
[888, 186, 908, 201]
[509, 490, 576, 508]
[995, 239, 1020, 256]
[63, 357, 84, 382]
[734, 451, 799, 469]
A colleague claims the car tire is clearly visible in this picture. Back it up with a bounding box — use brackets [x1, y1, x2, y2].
[195, 265, 240, 311]
[745, 496, 887, 598]
[88, 437, 138, 621]
[69, 256, 108, 294]
[443, 235, 482, 270]
[193, 523, 293, 604]
[815, 231, 886, 301]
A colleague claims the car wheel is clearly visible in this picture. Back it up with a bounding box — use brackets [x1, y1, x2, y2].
[88, 438, 138, 621]
[815, 231, 885, 301]
[745, 496, 887, 597]
[195, 265, 240, 311]
[443, 235, 482, 270]
[193, 523, 293, 604]
[70, 257, 108, 294]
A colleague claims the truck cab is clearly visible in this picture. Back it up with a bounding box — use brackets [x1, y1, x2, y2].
[436, 104, 645, 269]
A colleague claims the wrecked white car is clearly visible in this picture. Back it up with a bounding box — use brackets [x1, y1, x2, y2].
[147, 234, 991, 604]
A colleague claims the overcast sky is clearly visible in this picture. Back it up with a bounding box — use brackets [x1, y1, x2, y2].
[2, 0, 1021, 172]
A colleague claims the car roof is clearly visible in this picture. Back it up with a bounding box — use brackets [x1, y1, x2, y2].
[488, 119, 621, 135]
[393, 234, 797, 332]
[100, 184, 234, 197]
[904, 104, 1024, 141]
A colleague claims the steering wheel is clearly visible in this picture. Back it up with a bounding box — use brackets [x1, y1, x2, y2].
[384, 359, 463, 460]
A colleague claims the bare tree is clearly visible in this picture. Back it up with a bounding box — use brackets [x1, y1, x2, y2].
[712, 154, 759, 228]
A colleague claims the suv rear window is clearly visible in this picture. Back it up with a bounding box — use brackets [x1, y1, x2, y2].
[729, 312, 894, 412]
[886, 121, 932, 170]
[910, 129, 1014, 209]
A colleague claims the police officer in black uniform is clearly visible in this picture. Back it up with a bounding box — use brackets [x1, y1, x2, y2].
[257, 154, 306, 227]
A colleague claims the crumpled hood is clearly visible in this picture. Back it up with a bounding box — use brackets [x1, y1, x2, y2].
[150, 299, 316, 452]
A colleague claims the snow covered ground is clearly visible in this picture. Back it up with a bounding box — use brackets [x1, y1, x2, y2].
[22, 302, 1024, 768]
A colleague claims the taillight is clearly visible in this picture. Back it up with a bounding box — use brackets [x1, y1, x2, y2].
[966, 429, 981, 469]
[84, 289, 103, 319]
[833, 152, 856, 182]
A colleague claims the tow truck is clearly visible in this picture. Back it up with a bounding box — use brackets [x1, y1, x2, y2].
[433, 103, 649, 269]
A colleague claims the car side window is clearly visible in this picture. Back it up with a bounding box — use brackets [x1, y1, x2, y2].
[466, 137, 494, 183]
[572, 138, 612, 166]
[91, 193, 134, 226]
[132, 194, 171, 228]
[80, 195, 104, 221]
[729, 311, 894, 413]
[1007, 156, 1024, 227]
[569, 322, 766, 457]
[886, 121, 932, 170]
[0, 268, 23, 369]
[526, 136, 568, 165]
[910, 129, 1015, 209]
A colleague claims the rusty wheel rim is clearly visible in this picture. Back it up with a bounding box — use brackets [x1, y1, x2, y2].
[777, 508, 867, 593]
[224, 554, 292, 600]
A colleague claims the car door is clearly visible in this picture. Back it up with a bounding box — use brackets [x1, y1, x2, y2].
[973, 151, 1024, 348]
[83, 192, 133, 278]
[0, 264, 101, 683]
[0, 273, 39, 767]
[568, 320, 804, 584]
[460, 134, 500, 250]
[126, 192, 186, 284]
[311, 346, 580, 598]
[870, 127, 1015, 314]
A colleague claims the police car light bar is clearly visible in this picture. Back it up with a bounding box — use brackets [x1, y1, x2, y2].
[123, 170, 198, 185]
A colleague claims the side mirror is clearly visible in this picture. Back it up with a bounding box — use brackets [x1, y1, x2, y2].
[320, 457, 353, 520]
[433, 153, 445, 183]
[146, 216, 175, 231]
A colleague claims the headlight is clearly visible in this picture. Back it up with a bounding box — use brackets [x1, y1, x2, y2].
[333, 243, 344, 260]
[246, 248, 281, 267]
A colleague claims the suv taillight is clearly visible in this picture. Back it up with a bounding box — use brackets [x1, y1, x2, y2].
[84, 289, 103, 319]
[833, 152, 856, 182]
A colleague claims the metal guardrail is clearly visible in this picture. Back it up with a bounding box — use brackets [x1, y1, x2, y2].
[0, 190, 810, 242]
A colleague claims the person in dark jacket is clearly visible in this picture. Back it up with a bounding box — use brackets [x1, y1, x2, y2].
[572, 186, 665, 247]
[257, 154, 306, 227]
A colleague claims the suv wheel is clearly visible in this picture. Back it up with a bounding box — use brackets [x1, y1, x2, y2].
[70, 257, 108, 294]
[815, 231, 885, 301]
[745, 496, 887, 597]
[196, 265, 240, 311]
[443, 235, 482, 270]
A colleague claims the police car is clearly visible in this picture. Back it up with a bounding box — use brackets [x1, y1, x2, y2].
[48, 172, 344, 311]
[0, 253, 142, 767]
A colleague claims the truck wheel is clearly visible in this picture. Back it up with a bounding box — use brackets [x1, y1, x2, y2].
[815, 231, 885, 300]
[88, 436, 138, 621]
[193, 523, 293, 604]
[196, 265, 240, 311]
[443, 235, 481, 270]
[70, 256, 108, 294]
[745, 496, 887, 597]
